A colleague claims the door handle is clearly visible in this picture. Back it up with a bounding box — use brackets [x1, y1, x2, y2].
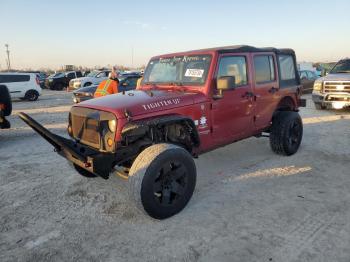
[268, 87, 279, 94]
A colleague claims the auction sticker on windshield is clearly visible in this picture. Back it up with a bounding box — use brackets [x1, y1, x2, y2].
[185, 69, 204, 78]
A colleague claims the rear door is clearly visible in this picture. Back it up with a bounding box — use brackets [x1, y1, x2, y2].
[211, 53, 255, 144]
[252, 53, 280, 130]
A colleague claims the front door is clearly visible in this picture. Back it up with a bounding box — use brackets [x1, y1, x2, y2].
[211, 54, 255, 145]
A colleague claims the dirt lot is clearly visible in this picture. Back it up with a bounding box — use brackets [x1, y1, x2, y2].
[1, 90, 350, 262]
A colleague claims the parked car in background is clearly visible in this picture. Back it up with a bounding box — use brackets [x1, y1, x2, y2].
[299, 70, 319, 93]
[312, 58, 350, 110]
[0, 85, 12, 129]
[72, 74, 142, 103]
[37, 72, 48, 88]
[0, 73, 42, 101]
[69, 70, 111, 89]
[45, 71, 83, 90]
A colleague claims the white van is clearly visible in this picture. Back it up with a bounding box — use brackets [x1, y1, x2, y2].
[0, 73, 42, 101]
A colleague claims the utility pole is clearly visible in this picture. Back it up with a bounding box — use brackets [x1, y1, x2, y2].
[131, 46, 134, 69]
[5, 44, 11, 71]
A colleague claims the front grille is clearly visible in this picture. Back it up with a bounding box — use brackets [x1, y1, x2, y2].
[324, 81, 350, 93]
[71, 107, 101, 148]
[69, 107, 116, 152]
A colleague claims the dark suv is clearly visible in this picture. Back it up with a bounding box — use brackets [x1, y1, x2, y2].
[20, 45, 305, 219]
[45, 71, 83, 90]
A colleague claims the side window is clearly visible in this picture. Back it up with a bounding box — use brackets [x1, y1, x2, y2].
[254, 55, 275, 84]
[127, 77, 138, 87]
[300, 71, 308, 79]
[76, 71, 82, 77]
[307, 71, 317, 80]
[278, 55, 297, 87]
[0, 74, 30, 83]
[217, 56, 247, 86]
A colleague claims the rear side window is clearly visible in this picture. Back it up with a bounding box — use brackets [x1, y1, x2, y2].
[0, 74, 30, 83]
[217, 56, 248, 86]
[254, 55, 275, 84]
[76, 71, 82, 77]
[278, 55, 298, 87]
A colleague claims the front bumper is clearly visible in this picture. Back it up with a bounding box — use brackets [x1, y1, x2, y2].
[18, 112, 115, 179]
[312, 92, 350, 108]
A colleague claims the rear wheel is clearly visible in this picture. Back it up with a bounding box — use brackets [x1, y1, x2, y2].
[54, 83, 64, 90]
[73, 164, 97, 178]
[25, 90, 39, 101]
[270, 111, 303, 156]
[314, 102, 326, 110]
[128, 143, 196, 219]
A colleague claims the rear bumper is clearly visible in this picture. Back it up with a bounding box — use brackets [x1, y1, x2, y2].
[18, 112, 115, 179]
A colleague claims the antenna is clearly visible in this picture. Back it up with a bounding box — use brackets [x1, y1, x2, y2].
[5, 44, 11, 71]
[131, 46, 134, 69]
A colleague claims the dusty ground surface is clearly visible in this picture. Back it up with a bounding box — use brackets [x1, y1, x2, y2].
[1, 90, 350, 262]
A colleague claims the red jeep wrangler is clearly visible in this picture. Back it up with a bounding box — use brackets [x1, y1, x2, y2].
[20, 45, 305, 219]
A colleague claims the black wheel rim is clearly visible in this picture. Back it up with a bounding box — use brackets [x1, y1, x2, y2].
[153, 161, 188, 206]
[288, 121, 301, 147]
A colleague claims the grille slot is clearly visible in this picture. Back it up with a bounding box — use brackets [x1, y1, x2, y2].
[324, 81, 350, 93]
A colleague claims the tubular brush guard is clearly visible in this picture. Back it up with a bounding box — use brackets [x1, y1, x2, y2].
[18, 112, 114, 179]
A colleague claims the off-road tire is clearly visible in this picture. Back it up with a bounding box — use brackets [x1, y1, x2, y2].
[270, 111, 303, 156]
[314, 102, 326, 110]
[73, 164, 97, 178]
[25, 90, 39, 101]
[0, 85, 12, 116]
[128, 143, 196, 219]
[84, 82, 92, 87]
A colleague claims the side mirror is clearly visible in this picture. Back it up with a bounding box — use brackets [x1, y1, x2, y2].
[215, 76, 235, 98]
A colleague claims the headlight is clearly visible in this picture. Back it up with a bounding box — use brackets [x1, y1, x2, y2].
[108, 119, 117, 132]
[313, 81, 323, 91]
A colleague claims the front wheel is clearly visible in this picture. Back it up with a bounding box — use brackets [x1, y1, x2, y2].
[270, 111, 303, 156]
[128, 143, 196, 219]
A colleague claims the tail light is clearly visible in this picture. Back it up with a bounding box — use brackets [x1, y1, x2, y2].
[36, 76, 40, 86]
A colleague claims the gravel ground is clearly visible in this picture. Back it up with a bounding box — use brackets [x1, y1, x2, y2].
[1, 90, 350, 262]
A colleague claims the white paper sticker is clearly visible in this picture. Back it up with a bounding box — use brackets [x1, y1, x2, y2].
[185, 69, 204, 78]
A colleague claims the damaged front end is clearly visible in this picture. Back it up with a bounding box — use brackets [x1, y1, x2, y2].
[19, 111, 116, 179]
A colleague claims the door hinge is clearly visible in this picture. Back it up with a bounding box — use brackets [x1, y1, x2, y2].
[253, 116, 257, 122]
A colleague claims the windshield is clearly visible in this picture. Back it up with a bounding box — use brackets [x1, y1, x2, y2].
[49, 73, 64, 78]
[86, 70, 100, 77]
[143, 55, 212, 86]
[330, 60, 350, 74]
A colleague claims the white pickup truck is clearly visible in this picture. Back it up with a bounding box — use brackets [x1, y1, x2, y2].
[69, 70, 111, 89]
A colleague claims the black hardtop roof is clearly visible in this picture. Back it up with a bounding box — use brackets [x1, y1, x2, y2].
[157, 45, 295, 57]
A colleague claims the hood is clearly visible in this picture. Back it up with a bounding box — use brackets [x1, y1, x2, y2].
[319, 73, 350, 82]
[77, 89, 204, 119]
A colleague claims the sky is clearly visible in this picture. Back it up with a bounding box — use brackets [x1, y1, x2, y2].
[1, 0, 349, 70]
